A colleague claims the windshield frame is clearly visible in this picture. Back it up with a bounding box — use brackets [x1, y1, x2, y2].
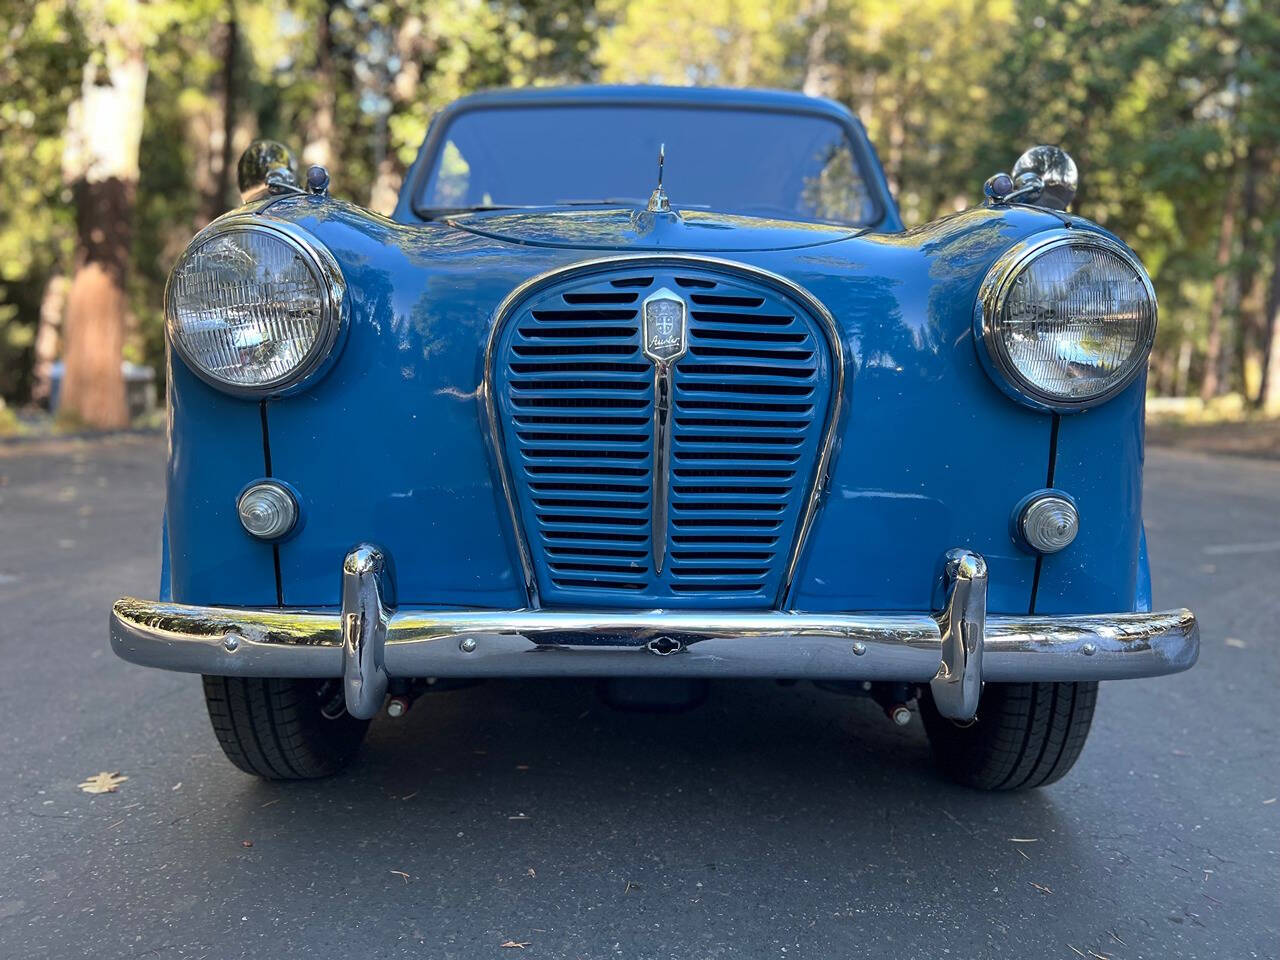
[404, 94, 893, 230]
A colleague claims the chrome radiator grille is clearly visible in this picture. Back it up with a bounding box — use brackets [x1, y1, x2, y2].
[490, 263, 838, 608]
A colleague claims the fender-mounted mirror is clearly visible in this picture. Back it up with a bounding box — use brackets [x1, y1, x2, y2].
[1011, 145, 1078, 211]
[983, 145, 1078, 211]
[237, 140, 299, 204]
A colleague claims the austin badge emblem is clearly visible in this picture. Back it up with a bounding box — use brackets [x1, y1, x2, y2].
[641, 288, 688, 364]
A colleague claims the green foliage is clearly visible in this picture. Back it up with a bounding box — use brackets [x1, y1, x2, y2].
[0, 1, 87, 400]
[0, 398, 20, 437]
[1, 0, 1277, 408]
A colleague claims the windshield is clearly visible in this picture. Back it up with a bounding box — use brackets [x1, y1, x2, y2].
[415, 104, 880, 226]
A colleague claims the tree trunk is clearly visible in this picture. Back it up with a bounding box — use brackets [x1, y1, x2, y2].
[189, 4, 242, 224]
[1258, 243, 1280, 414]
[31, 273, 68, 407]
[1231, 145, 1263, 401]
[368, 155, 400, 217]
[1200, 181, 1239, 401]
[367, 12, 431, 214]
[60, 39, 147, 430]
[303, 0, 337, 171]
[801, 0, 834, 98]
[1174, 335, 1193, 398]
[211, 3, 239, 218]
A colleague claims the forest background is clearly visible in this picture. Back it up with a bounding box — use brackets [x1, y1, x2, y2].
[2, 0, 1277, 429]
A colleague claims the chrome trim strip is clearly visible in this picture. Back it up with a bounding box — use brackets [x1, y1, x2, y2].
[651, 363, 673, 574]
[641, 286, 689, 575]
[340, 543, 393, 719]
[483, 254, 846, 609]
[164, 214, 347, 398]
[110, 551, 1200, 716]
[975, 228, 1158, 411]
[929, 549, 987, 720]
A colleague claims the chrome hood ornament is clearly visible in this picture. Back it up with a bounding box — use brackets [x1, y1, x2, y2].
[641, 286, 687, 574]
[647, 143, 671, 213]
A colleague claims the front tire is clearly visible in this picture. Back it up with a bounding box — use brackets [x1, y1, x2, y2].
[920, 681, 1097, 791]
[202, 676, 370, 780]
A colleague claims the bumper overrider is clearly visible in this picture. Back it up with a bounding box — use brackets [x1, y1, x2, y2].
[110, 545, 1198, 723]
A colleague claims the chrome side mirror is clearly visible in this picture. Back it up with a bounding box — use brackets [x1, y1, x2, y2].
[983, 145, 1078, 211]
[1011, 145, 1077, 210]
[237, 140, 299, 204]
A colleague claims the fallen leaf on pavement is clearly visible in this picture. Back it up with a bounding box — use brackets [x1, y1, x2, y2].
[391, 870, 410, 883]
[79, 772, 127, 794]
[241, 840, 253, 848]
[1028, 881, 1052, 895]
[526, 868, 536, 878]
[500, 940, 530, 949]
[1007, 837, 1039, 843]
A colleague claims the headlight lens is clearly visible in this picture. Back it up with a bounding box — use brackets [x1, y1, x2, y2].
[978, 232, 1156, 408]
[166, 221, 343, 394]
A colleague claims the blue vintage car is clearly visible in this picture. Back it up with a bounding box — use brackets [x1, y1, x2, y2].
[110, 86, 1198, 789]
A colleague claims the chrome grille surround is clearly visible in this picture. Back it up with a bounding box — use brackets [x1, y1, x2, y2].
[484, 256, 844, 609]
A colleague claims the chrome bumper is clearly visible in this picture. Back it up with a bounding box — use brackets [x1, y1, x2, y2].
[110, 544, 1199, 723]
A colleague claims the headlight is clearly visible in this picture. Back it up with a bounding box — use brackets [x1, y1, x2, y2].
[976, 230, 1156, 409]
[165, 218, 345, 395]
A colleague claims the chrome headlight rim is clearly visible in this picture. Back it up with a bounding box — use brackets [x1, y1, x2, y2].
[975, 228, 1157, 412]
[164, 215, 347, 398]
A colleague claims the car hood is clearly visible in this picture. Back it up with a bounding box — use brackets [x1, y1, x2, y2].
[440, 207, 865, 252]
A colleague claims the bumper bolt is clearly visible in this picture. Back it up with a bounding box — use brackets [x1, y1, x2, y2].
[851, 641, 867, 656]
[222, 633, 241, 652]
[1081, 642, 1097, 656]
[386, 697, 409, 718]
[889, 705, 912, 726]
[459, 637, 477, 653]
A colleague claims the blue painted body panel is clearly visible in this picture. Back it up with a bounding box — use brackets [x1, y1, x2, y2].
[166, 353, 278, 606]
[440, 208, 864, 251]
[162, 86, 1149, 618]
[1033, 379, 1147, 614]
[786, 211, 1057, 614]
[158, 515, 171, 601]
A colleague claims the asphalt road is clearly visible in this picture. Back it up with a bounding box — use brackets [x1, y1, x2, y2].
[1, 434, 1277, 960]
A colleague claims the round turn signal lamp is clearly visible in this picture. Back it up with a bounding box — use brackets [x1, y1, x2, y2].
[1019, 493, 1079, 554]
[237, 482, 298, 541]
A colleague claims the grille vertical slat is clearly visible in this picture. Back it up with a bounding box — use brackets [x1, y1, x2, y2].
[494, 267, 834, 607]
